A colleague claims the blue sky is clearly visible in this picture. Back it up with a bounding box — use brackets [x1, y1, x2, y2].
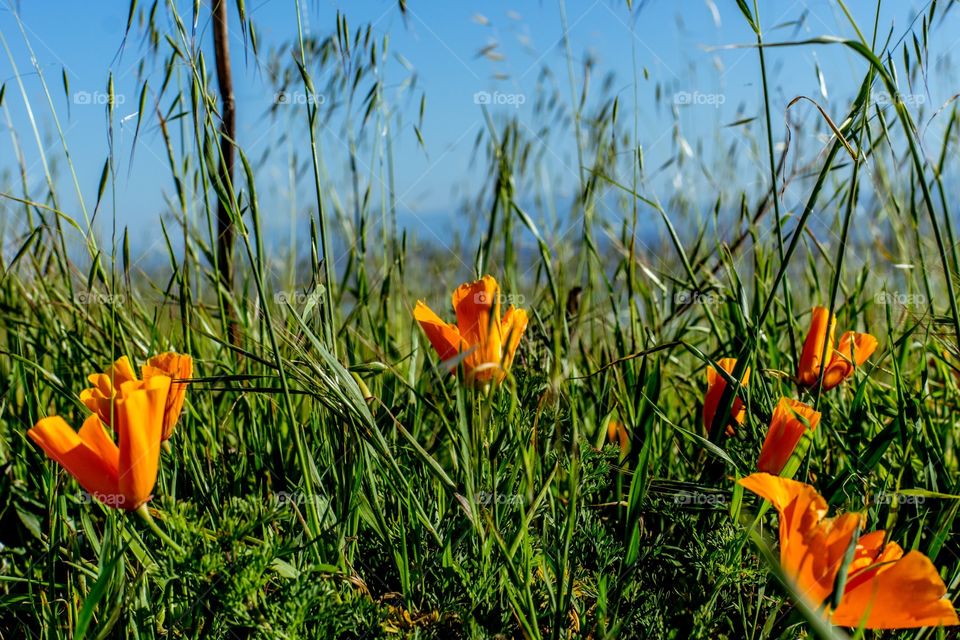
[1, 0, 956, 262]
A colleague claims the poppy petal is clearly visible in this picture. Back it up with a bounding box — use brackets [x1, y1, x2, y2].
[740, 473, 858, 604]
[832, 551, 959, 629]
[844, 537, 905, 592]
[452, 276, 502, 378]
[28, 415, 120, 501]
[821, 331, 878, 390]
[414, 301, 466, 365]
[79, 381, 114, 425]
[81, 357, 140, 426]
[500, 306, 528, 372]
[798, 307, 837, 387]
[742, 474, 956, 629]
[606, 420, 629, 458]
[105, 356, 138, 387]
[78, 415, 121, 469]
[757, 398, 821, 474]
[703, 358, 749, 436]
[143, 352, 192, 440]
[116, 376, 170, 510]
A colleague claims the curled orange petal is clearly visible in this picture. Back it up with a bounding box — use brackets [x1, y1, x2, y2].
[798, 307, 876, 390]
[28, 415, 121, 505]
[453, 276, 502, 381]
[740, 473, 859, 604]
[80, 379, 114, 426]
[415, 301, 466, 365]
[116, 376, 171, 509]
[80, 356, 139, 426]
[500, 306, 528, 374]
[606, 419, 629, 458]
[106, 356, 138, 387]
[798, 307, 836, 387]
[832, 551, 959, 628]
[821, 331, 878, 390]
[143, 352, 193, 440]
[757, 398, 821, 474]
[703, 358, 750, 436]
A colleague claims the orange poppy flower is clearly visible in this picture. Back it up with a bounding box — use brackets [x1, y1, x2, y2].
[414, 275, 528, 384]
[29, 376, 172, 511]
[703, 358, 750, 436]
[756, 398, 821, 474]
[797, 307, 877, 390]
[740, 473, 958, 629]
[81, 352, 192, 441]
[606, 419, 629, 458]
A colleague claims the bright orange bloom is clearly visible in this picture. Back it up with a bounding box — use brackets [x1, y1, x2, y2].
[703, 358, 750, 436]
[29, 376, 172, 510]
[740, 473, 958, 629]
[142, 353, 193, 440]
[797, 307, 877, 390]
[606, 419, 629, 458]
[757, 398, 821, 474]
[414, 275, 528, 383]
[81, 353, 192, 441]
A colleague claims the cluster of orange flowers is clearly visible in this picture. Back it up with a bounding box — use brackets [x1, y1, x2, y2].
[417, 288, 957, 629]
[704, 306, 879, 465]
[29, 353, 192, 512]
[705, 306, 956, 629]
[28, 285, 954, 630]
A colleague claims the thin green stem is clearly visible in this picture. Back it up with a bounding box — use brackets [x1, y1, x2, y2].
[135, 504, 184, 555]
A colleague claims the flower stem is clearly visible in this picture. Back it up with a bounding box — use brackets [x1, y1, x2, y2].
[135, 504, 184, 555]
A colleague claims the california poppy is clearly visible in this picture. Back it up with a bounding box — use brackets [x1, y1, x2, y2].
[81, 352, 192, 441]
[703, 358, 750, 436]
[29, 376, 172, 511]
[740, 473, 958, 629]
[414, 275, 528, 383]
[606, 419, 629, 458]
[797, 307, 877, 390]
[757, 398, 821, 474]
